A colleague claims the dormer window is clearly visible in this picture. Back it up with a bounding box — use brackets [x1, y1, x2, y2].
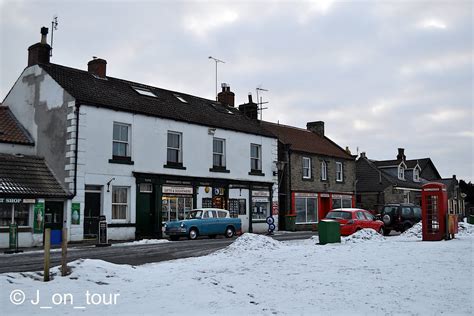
[398, 163, 406, 180]
[413, 167, 420, 182]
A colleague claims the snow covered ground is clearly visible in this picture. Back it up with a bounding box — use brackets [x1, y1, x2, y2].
[1, 224, 473, 315]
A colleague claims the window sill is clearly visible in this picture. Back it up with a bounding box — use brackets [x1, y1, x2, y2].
[302, 177, 313, 182]
[251, 219, 267, 223]
[164, 163, 187, 170]
[108, 223, 135, 227]
[209, 167, 230, 173]
[109, 157, 134, 165]
[248, 170, 265, 176]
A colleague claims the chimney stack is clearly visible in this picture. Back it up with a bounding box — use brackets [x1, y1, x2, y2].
[27, 27, 51, 66]
[397, 148, 406, 161]
[360, 152, 366, 158]
[238, 93, 258, 120]
[217, 83, 235, 107]
[88, 58, 107, 78]
[306, 121, 324, 137]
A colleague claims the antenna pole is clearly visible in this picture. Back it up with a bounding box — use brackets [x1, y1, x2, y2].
[50, 16, 58, 57]
[208, 56, 225, 101]
[256, 87, 269, 121]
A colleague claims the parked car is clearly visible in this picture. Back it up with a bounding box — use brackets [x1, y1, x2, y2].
[324, 208, 385, 236]
[164, 208, 242, 241]
[378, 203, 422, 235]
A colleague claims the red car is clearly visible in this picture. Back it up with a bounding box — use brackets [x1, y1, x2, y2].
[324, 208, 385, 236]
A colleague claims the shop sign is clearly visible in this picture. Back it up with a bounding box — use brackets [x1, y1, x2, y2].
[252, 191, 270, 197]
[320, 193, 330, 198]
[332, 194, 352, 199]
[0, 198, 23, 204]
[272, 202, 279, 216]
[71, 203, 80, 225]
[213, 187, 225, 196]
[294, 192, 318, 198]
[33, 202, 45, 234]
[252, 197, 269, 203]
[163, 186, 193, 195]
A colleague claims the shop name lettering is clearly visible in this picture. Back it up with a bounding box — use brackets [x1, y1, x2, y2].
[0, 198, 22, 204]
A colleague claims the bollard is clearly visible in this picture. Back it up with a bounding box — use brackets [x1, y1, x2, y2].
[44, 228, 51, 282]
[61, 227, 68, 276]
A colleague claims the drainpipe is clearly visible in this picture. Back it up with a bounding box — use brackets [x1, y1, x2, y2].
[70, 102, 80, 198]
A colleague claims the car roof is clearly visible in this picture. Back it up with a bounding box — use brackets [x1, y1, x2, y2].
[329, 208, 367, 213]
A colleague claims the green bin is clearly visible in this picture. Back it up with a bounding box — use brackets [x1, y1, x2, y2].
[318, 219, 341, 245]
[468, 215, 474, 225]
[285, 214, 296, 232]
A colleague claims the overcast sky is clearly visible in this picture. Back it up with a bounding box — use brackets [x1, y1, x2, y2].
[1, 0, 472, 181]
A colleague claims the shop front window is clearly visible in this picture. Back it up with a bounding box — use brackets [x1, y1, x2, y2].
[162, 196, 193, 222]
[252, 200, 269, 220]
[228, 199, 246, 218]
[0, 203, 30, 226]
[295, 196, 318, 223]
[332, 196, 352, 209]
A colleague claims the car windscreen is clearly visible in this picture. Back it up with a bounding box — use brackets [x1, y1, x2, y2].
[186, 210, 203, 219]
[326, 211, 352, 220]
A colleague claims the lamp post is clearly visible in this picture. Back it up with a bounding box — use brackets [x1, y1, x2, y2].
[208, 56, 225, 101]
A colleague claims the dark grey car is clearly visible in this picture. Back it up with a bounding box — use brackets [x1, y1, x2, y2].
[379, 203, 422, 235]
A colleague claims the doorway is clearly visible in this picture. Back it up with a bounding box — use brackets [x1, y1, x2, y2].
[320, 197, 331, 219]
[84, 191, 101, 238]
[44, 201, 64, 230]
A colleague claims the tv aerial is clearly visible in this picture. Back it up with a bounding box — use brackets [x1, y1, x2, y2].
[50, 15, 58, 57]
[256, 86, 269, 121]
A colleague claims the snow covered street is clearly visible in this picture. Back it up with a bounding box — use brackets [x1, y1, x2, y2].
[2, 224, 473, 315]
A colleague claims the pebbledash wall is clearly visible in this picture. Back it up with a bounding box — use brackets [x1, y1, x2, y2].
[4, 65, 278, 242]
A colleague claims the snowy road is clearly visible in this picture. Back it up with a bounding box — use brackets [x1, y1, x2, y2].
[0, 232, 315, 273]
[1, 225, 473, 315]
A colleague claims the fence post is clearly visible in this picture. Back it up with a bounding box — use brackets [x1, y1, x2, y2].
[43, 228, 51, 282]
[61, 227, 68, 276]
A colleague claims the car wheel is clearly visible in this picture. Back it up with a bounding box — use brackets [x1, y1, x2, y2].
[225, 226, 235, 238]
[383, 228, 391, 236]
[208, 235, 217, 239]
[170, 236, 180, 241]
[188, 228, 198, 240]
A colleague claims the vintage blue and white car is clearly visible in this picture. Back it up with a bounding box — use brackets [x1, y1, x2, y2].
[164, 208, 242, 241]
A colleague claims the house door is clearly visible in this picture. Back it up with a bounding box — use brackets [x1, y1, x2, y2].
[84, 192, 101, 238]
[320, 196, 331, 219]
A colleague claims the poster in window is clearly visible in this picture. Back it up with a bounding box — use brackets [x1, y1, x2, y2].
[33, 202, 45, 233]
[71, 202, 80, 225]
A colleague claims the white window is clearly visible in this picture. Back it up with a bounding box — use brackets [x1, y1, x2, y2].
[113, 122, 130, 158]
[336, 162, 343, 182]
[250, 144, 262, 171]
[398, 163, 406, 180]
[213, 138, 226, 167]
[167, 131, 182, 164]
[132, 86, 157, 97]
[413, 167, 420, 182]
[139, 183, 153, 193]
[112, 187, 129, 220]
[303, 157, 311, 179]
[321, 161, 327, 180]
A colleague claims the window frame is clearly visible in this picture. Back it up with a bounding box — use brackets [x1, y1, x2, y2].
[336, 162, 343, 182]
[250, 143, 262, 172]
[112, 122, 131, 159]
[302, 157, 311, 179]
[413, 167, 420, 182]
[111, 186, 129, 222]
[321, 161, 327, 181]
[167, 131, 183, 164]
[213, 138, 226, 168]
[398, 163, 406, 180]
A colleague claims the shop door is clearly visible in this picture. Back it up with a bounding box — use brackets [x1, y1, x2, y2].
[320, 197, 331, 219]
[84, 192, 101, 238]
[44, 201, 64, 230]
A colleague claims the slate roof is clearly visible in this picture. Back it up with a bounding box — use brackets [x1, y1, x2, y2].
[356, 157, 427, 192]
[0, 154, 68, 198]
[374, 158, 428, 169]
[0, 107, 34, 145]
[38, 63, 274, 138]
[261, 121, 353, 160]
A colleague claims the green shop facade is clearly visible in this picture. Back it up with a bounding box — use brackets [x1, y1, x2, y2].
[134, 172, 276, 238]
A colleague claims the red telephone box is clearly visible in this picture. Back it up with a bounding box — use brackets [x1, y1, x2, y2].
[421, 183, 448, 241]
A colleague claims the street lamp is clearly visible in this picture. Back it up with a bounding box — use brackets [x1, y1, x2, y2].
[208, 56, 225, 101]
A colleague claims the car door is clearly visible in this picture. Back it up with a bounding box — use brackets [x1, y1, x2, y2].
[355, 211, 368, 228]
[208, 210, 221, 234]
[363, 211, 378, 230]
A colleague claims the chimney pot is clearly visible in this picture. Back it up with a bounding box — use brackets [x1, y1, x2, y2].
[360, 152, 366, 158]
[88, 58, 107, 78]
[306, 121, 325, 137]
